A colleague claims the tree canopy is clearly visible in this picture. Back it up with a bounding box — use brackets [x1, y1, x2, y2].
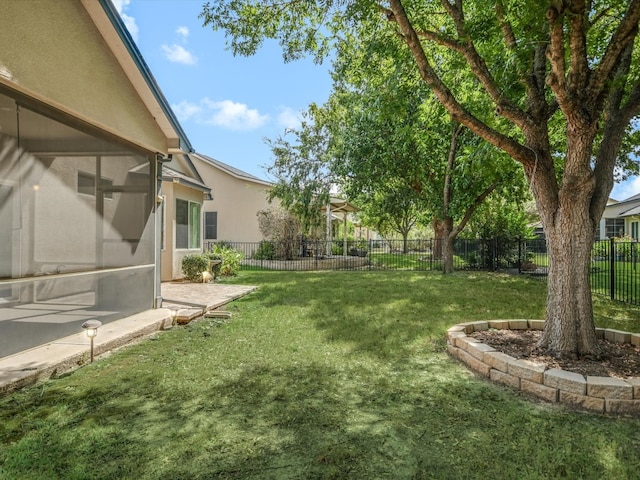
[202, 1, 640, 358]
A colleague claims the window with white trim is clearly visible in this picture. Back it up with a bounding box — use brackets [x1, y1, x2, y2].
[176, 199, 201, 249]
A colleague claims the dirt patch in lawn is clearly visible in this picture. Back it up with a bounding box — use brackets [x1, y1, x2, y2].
[469, 329, 640, 379]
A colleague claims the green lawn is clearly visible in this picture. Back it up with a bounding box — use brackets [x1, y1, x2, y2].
[1, 271, 639, 479]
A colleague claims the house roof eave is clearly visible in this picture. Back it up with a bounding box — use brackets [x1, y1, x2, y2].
[192, 153, 273, 187]
[84, 0, 193, 154]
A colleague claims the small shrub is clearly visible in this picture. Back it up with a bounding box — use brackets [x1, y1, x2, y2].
[253, 241, 276, 260]
[182, 254, 210, 282]
[208, 245, 242, 276]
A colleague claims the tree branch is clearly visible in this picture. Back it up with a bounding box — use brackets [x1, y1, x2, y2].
[386, 0, 537, 169]
[587, 0, 640, 103]
[592, 43, 637, 220]
[436, 0, 526, 126]
[495, 0, 517, 50]
[566, 0, 590, 96]
[545, 4, 571, 113]
[443, 123, 464, 215]
[451, 182, 498, 238]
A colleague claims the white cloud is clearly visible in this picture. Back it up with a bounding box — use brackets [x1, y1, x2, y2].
[161, 44, 197, 65]
[277, 107, 302, 130]
[612, 176, 640, 201]
[176, 26, 190, 40]
[172, 100, 202, 122]
[112, 0, 139, 43]
[202, 99, 269, 130]
[172, 98, 269, 131]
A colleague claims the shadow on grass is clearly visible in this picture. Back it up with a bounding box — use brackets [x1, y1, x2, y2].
[2, 350, 639, 479]
[2, 271, 640, 479]
[246, 270, 547, 361]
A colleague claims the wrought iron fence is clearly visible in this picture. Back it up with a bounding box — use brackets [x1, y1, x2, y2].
[207, 237, 640, 306]
[205, 237, 523, 272]
[499, 237, 640, 306]
[590, 239, 640, 305]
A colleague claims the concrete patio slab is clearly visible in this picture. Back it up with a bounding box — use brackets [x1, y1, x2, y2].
[0, 282, 257, 395]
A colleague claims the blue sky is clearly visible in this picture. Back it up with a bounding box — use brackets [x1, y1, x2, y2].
[114, 0, 333, 181]
[114, 0, 638, 200]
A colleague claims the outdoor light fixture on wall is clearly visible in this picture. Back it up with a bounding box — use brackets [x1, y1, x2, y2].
[81, 320, 102, 363]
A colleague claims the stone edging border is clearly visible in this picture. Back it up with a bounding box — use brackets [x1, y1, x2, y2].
[446, 320, 640, 415]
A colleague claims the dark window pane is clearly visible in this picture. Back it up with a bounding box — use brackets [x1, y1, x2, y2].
[205, 211, 217, 240]
[176, 199, 189, 248]
[78, 171, 95, 196]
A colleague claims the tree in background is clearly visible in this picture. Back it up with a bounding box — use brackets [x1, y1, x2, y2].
[266, 105, 336, 235]
[355, 182, 426, 254]
[257, 207, 301, 260]
[202, 1, 640, 358]
[323, 30, 525, 272]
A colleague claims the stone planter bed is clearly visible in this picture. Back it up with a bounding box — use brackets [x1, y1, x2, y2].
[446, 320, 640, 415]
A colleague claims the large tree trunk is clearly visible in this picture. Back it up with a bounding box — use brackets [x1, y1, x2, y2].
[432, 218, 446, 260]
[433, 217, 455, 273]
[542, 221, 599, 358]
[442, 233, 455, 274]
[531, 128, 601, 358]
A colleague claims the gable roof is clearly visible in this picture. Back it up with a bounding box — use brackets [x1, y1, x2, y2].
[162, 166, 211, 195]
[85, 0, 193, 154]
[191, 153, 273, 187]
[605, 193, 640, 218]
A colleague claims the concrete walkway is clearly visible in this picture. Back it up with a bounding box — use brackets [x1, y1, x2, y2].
[0, 282, 256, 395]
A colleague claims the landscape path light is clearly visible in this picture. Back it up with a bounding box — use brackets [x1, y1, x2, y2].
[170, 306, 180, 326]
[81, 320, 102, 363]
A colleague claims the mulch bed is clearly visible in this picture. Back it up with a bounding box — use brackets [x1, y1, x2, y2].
[469, 329, 640, 379]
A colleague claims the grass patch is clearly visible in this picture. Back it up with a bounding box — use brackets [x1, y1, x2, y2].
[1, 271, 639, 479]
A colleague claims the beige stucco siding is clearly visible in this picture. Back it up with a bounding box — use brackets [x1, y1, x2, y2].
[209, 174, 271, 242]
[0, 0, 166, 153]
[160, 182, 205, 281]
[191, 156, 274, 243]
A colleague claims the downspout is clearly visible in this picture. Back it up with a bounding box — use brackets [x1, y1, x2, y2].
[153, 154, 170, 308]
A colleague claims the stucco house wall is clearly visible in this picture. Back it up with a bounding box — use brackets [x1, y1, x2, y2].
[160, 167, 210, 281]
[190, 153, 275, 244]
[598, 194, 640, 240]
[0, 0, 196, 358]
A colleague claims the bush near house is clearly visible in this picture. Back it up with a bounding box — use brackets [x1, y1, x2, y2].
[182, 248, 243, 282]
[208, 244, 242, 276]
[181, 254, 211, 282]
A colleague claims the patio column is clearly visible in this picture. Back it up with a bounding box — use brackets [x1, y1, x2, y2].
[343, 212, 348, 257]
[326, 203, 331, 257]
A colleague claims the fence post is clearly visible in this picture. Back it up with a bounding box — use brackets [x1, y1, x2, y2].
[609, 237, 616, 300]
[430, 238, 433, 271]
[518, 237, 522, 274]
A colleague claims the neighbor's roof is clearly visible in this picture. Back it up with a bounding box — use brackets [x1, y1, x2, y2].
[162, 166, 211, 195]
[604, 193, 640, 218]
[328, 196, 359, 213]
[191, 153, 273, 186]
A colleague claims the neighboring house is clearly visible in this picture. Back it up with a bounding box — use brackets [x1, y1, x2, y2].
[190, 153, 274, 244]
[598, 194, 640, 240]
[160, 161, 211, 281]
[0, 0, 199, 358]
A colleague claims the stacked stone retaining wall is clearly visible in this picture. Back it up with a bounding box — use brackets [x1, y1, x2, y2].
[447, 320, 640, 415]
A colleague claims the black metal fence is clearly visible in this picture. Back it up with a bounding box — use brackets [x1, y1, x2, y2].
[206, 237, 523, 273]
[207, 237, 640, 306]
[521, 237, 640, 305]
